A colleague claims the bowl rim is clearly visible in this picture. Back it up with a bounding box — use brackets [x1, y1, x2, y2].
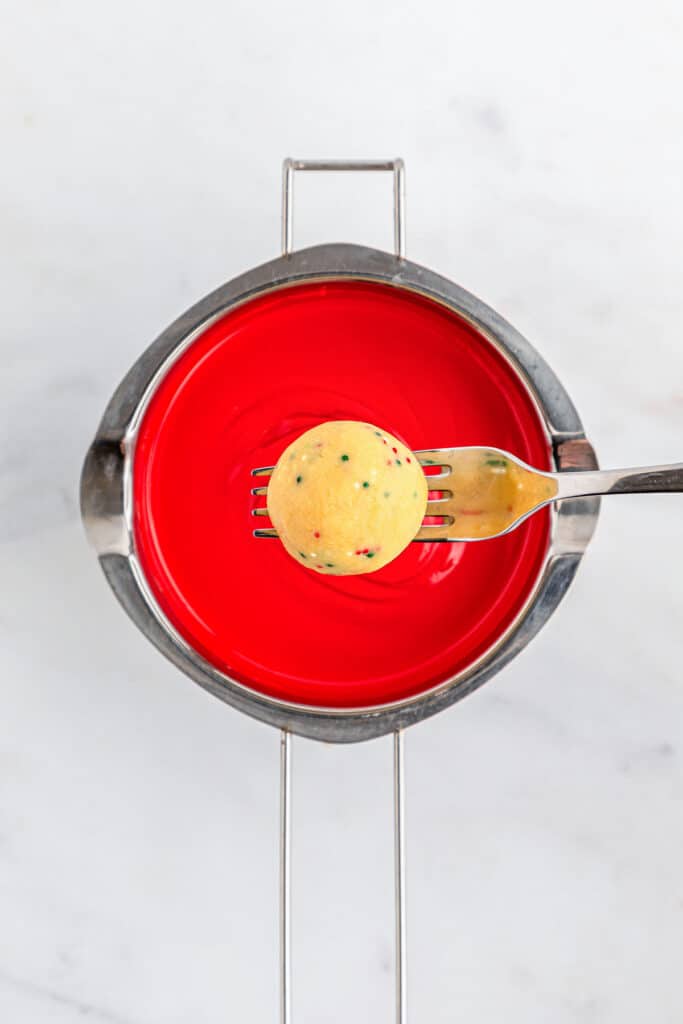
[81, 242, 599, 742]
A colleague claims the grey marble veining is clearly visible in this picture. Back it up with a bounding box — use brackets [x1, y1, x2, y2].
[2, 1, 683, 1021]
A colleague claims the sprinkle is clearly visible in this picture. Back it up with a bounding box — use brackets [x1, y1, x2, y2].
[382, 439, 388, 445]
[299, 552, 307, 559]
[296, 475, 303, 484]
[374, 431, 382, 436]
[340, 453, 349, 461]
[485, 458, 508, 468]
[395, 459, 402, 466]
[406, 457, 412, 464]
[392, 447, 398, 453]
[314, 531, 320, 538]
[366, 552, 375, 559]
[383, 491, 391, 498]
[387, 459, 393, 466]
[326, 563, 334, 568]
[362, 481, 370, 488]
[316, 564, 323, 569]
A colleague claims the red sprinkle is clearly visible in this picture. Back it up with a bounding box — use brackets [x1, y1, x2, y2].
[406, 457, 411, 463]
[316, 564, 323, 569]
[392, 447, 398, 453]
[314, 531, 320, 538]
[387, 459, 393, 466]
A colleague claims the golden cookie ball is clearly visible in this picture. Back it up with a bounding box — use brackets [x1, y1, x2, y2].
[267, 421, 428, 575]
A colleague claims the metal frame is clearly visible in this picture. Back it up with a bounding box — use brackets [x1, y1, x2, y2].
[279, 729, 292, 1024]
[281, 157, 406, 257]
[393, 729, 407, 1024]
[279, 161, 411, 1024]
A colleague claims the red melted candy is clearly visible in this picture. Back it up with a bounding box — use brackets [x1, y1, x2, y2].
[133, 281, 551, 708]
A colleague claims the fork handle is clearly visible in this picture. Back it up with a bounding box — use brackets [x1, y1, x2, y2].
[555, 463, 683, 499]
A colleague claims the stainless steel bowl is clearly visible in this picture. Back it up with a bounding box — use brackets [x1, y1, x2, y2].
[81, 239, 599, 744]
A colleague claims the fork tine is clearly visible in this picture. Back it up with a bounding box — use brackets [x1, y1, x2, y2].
[251, 465, 275, 477]
[251, 485, 269, 496]
[416, 451, 451, 480]
[254, 527, 279, 538]
[414, 518, 456, 541]
[412, 534, 453, 542]
[416, 449, 451, 462]
[251, 507, 270, 517]
[426, 500, 453, 515]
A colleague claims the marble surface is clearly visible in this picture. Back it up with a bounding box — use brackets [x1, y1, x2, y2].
[2, 1, 683, 1020]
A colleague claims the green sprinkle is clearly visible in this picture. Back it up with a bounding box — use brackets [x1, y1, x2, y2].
[296, 474, 303, 484]
[362, 481, 370, 488]
[326, 563, 334, 568]
[395, 459, 402, 466]
[383, 491, 391, 498]
[340, 453, 349, 461]
[374, 431, 382, 436]
[366, 552, 375, 559]
[299, 551, 307, 559]
[485, 458, 508, 468]
[422, 458, 435, 464]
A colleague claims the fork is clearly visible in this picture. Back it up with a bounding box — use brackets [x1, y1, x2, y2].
[251, 446, 683, 543]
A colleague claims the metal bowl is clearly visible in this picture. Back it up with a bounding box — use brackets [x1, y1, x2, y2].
[81, 241, 599, 743]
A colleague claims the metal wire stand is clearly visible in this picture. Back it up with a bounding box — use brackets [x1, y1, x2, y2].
[277, 157, 408, 1024]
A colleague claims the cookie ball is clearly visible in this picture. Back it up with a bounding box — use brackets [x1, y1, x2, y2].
[267, 421, 427, 575]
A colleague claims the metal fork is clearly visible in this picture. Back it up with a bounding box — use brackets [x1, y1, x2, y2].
[252, 446, 683, 543]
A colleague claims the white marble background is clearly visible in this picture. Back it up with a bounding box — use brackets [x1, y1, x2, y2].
[2, 1, 683, 1021]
